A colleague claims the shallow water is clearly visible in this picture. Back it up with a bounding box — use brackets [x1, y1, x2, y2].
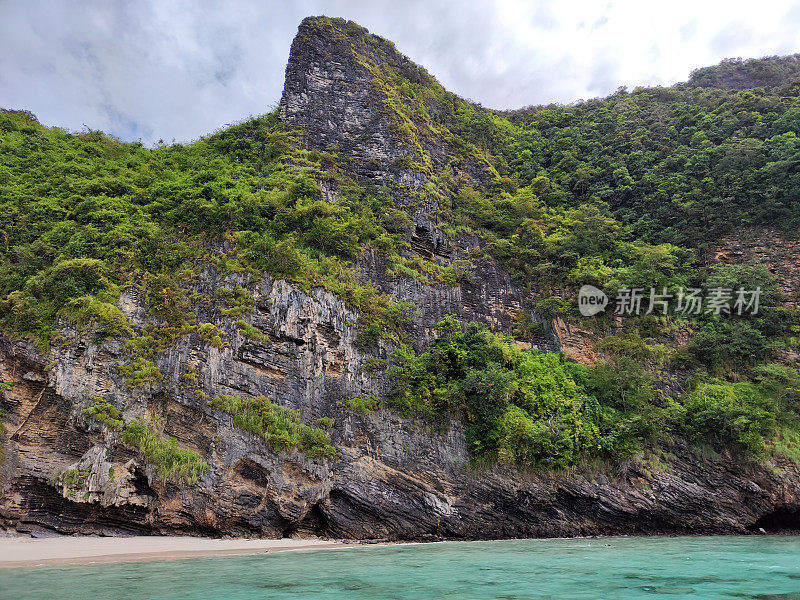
[1, 535, 799, 599]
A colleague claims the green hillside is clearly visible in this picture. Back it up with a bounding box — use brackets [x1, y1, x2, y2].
[1, 30, 799, 470]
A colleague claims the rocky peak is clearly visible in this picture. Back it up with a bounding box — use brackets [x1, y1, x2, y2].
[278, 17, 427, 187]
[278, 16, 490, 189]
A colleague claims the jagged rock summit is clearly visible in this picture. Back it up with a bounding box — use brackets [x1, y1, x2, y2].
[279, 16, 491, 189]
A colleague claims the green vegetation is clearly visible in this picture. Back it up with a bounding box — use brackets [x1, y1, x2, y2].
[119, 357, 163, 387]
[182, 364, 199, 384]
[390, 317, 650, 467]
[120, 419, 209, 483]
[499, 79, 800, 248]
[0, 109, 418, 352]
[215, 286, 254, 318]
[345, 396, 380, 414]
[1, 28, 799, 471]
[83, 398, 123, 430]
[58, 467, 91, 491]
[687, 55, 800, 90]
[197, 322, 228, 349]
[235, 319, 269, 343]
[390, 317, 800, 468]
[677, 381, 779, 455]
[209, 395, 335, 458]
[61, 295, 133, 338]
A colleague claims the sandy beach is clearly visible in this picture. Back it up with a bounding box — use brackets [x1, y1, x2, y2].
[0, 535, 349, 568]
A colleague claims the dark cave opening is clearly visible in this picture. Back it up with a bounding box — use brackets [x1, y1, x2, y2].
[283, 503, 330, 539]
[749, 508, 800, 533]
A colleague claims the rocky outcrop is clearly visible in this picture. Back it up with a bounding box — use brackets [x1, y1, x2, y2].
[277, 17, 557, 351]
[2, 264, 800, 539]
[279, 18, 420, 187]
[1, 17, 799, 540]
[279, 16, 491, 189]
[0, 256, 550, 537]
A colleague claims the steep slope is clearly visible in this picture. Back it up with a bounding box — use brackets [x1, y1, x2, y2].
[279, 17, 494, 189]
[1, 17, 799, 539]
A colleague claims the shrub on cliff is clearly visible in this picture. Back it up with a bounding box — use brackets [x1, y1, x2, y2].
[677, 381, 779, 455]
[209, 394, 335, 459]
[83, 398, 123, 430]
[121, 419, 209, 484]
[389, 318, 651, 467]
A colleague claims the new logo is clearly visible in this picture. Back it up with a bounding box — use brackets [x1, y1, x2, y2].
[578, 285, 608, 317]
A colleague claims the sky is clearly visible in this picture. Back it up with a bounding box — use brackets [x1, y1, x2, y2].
[2, 0, 799, 146]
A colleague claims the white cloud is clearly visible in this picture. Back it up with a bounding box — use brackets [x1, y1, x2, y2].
[1, 0, 798, 144]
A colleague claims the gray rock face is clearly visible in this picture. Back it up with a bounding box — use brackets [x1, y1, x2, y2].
[1, 16, 800, 540]
[0, 258, 554, 538]
[279, 18, 423, 187]
[278, 17, 490, 189]
[3, 309, 800, 540]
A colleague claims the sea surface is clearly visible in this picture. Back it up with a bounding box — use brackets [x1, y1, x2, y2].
[1, 535, 799, 599]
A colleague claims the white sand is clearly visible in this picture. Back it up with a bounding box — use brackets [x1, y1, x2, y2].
[0, 535, 349, 568]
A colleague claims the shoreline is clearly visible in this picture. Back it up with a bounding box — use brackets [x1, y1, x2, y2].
[0, 535, 358, 569]
[2, 531, 796, 569]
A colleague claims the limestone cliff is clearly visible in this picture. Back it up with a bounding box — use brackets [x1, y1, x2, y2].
[278, 17, 492, 189]
[1, 16, 799, 540]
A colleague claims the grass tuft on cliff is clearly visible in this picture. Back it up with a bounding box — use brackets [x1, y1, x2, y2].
[121, 419, 209, 484]
[83, 398, 123, 430]
[209, 394, 335, 459]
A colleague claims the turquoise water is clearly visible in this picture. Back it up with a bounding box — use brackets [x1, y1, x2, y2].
[1, 536, 799, 599]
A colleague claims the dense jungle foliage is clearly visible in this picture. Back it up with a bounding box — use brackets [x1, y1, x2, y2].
[1, 30, 799, 470]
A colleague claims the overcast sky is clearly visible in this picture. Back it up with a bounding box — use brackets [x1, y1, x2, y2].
[2, 0, 799, 145]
